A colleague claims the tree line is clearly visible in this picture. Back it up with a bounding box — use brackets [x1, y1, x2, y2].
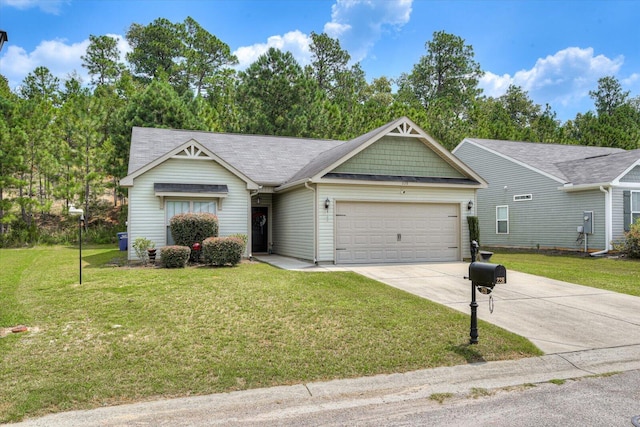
[1, 17, 639, 240]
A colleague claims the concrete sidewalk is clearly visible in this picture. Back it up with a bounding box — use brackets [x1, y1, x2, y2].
[11, 345, 640, 426]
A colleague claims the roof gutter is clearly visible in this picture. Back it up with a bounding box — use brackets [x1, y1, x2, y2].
[591, 185, 612, 256]
[558, 182, 612, 192]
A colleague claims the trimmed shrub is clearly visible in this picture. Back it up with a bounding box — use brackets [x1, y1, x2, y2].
[613, 219, 640, 259]
[159, 245, 191, 268]
[467, 216, 480, 246]
[229, 233, 248, 253]
[202, 237, 244, 266]
[170, 213, 219, 262]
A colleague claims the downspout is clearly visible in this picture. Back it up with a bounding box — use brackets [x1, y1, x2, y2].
[591, 185, 611, 257]
[304, 180, 318, 264]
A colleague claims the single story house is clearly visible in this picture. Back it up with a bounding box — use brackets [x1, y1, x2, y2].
[452, 138, 640, 253]
[121, 117, 487, 264]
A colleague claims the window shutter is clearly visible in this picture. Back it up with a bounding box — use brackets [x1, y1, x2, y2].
[623, 190, 631, 232]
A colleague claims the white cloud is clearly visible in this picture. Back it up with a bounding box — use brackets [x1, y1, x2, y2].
[480, 47, 625, 118]
[0, 0, 67, 14]
[0, 34, 129, 90]
[233, 30, 312, 70]
[232, 0, 412, 70]
[325, 0, 412, 61]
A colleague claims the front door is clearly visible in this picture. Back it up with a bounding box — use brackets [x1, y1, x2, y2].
[251, 207, 268, 253]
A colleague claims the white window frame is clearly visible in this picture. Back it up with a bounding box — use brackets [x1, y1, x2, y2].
[165, 199, 217, 245]
[513, 194, 533, 202]
[496, 205, 509, 234]
[632, 191, 640, 225]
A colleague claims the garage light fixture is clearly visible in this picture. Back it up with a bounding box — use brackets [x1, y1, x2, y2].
[324, 198, 330, 209]
[467, 200, 474, 210]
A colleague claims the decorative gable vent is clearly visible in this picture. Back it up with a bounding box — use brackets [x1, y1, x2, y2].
[172, 143, 210, 159]
[389, 122, 420, 136]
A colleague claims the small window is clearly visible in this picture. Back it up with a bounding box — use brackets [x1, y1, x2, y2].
[633, 191, 640, 224]
[513, 194, 532, 202]
[166, 200, 217, 245]
[496, 205, 509, 234]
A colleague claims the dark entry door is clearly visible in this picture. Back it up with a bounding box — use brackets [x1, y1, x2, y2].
[251, 207, 268, 253]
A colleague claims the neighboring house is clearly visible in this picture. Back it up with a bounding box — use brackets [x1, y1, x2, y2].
[453, 138, 640, 253]
[121, 117, 487, 264]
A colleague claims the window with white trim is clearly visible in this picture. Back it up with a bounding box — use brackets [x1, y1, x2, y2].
[496, 205, 509, 234]
[166, 200, 217, 245]
[633, 191, 640, 225]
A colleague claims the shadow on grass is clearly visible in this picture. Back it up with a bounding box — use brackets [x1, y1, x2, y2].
[82, 249, 128, 268]
[449, 343, 487, 364]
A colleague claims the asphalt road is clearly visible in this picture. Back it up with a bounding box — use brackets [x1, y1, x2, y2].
[289, 370, 640, 427]
[12, 368, 639, 426]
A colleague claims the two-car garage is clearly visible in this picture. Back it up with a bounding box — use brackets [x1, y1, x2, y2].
[335, 201, 461, 264]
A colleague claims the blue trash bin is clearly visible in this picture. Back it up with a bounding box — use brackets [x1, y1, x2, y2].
[117, 232, 128, 251]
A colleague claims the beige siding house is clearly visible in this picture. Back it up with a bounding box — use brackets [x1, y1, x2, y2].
[453, 138, 640, 253]
[121, 117, 487, 264]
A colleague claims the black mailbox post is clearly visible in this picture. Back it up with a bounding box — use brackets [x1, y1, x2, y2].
[465, 261, 507, 344]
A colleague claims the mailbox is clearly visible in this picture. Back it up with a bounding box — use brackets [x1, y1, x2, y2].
[468, 262, 506, 294]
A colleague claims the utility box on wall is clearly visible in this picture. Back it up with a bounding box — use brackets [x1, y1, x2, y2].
[583, 211, 593, 235]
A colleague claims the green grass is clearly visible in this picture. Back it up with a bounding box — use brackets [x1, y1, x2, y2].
[488, 250, 640, 296]
[0, 246, 541, 422]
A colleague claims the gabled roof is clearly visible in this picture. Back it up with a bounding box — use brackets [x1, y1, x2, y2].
[456, 138, 631, 185]
[123, 118, 486, 190]
[125, 127, 341, 186]
[280, 117, 486, 190]
[555, 149, 640, 185]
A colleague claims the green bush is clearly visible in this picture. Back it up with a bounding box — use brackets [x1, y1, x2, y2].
[170, 213, 218, 262]
[159, 245, 191, 268]
[202, 237, 244, 267]
[229, 233, 248, 253]
[614, 219, 640, 259]
[467, 216, 480, 245]
[132, 237, 154, 265]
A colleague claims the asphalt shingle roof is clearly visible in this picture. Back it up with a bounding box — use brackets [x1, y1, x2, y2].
[128, 127, 342, 186]
[464, 138, 634, 184]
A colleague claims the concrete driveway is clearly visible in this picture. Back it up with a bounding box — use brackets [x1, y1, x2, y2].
[341, 262, 640, 354]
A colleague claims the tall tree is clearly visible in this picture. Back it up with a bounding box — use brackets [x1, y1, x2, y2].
[308, 31, 351, 98]
[0, 76, 25, 235]
[589, 76, 629, 117]
[398, 31, 483, 115]
[81, 34, 125, 87]
[126, 18, 185, 83]
[182, 16, 237, 97]
[237, 47, 309, 135]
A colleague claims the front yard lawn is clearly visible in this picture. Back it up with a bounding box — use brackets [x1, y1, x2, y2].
[489, 250, 640, 297]
[0, 246, 540, 423]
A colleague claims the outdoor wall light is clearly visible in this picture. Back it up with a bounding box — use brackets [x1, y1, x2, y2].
[467, 200, 474, 210]
[324, 198, 330, 209]
[256, 196, 261, 204]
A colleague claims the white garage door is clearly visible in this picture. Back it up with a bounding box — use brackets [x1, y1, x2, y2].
[335, 202, 460, 264]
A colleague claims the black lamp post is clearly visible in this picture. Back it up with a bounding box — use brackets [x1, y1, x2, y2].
[469, 240, 479, 344]
[69, 206, 84, 284]
[0, 30, 7, 52]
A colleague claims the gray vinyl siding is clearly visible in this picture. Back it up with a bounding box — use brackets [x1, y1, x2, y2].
[272, 186, 314, 261]
[620, 165, 640, 182]
[455, 143, 607, 250]
[316, 184, 474, 263]
[332, 135, 465, 178]
[127, 158, 249, 260]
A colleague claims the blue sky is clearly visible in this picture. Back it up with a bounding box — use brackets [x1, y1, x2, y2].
[1, 0, 639, 122]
